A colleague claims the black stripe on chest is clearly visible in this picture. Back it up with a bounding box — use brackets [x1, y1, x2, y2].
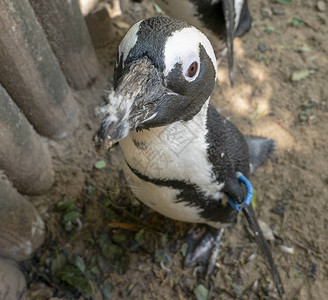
[126, 162, 237, 223]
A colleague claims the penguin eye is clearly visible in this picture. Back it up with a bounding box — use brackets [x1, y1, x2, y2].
[186, 61, 198, 78]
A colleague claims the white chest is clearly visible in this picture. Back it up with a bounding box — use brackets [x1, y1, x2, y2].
[119, 102, 224, 223]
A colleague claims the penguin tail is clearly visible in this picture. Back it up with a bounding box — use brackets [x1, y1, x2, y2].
[245, 136, 276, 174]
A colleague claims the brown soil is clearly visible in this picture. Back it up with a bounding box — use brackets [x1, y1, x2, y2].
[25, 1, 328, 299]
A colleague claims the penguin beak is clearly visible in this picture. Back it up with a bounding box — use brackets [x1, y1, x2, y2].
[93, 57, 170, 153]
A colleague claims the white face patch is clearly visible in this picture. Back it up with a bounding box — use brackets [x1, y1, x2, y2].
[117, 20, 142, 68]
[163, 27, 217, 82]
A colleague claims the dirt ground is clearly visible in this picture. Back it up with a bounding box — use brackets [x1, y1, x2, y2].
[24, 0, 328, 299]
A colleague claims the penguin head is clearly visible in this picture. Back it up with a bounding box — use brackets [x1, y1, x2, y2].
[95, 17, 217, 152]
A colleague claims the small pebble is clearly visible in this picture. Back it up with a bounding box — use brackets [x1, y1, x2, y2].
[258, 220, 275, 241]
[272, 205, 287, 215]
[247, 253, 257, 262]
[307, 263, 318, 280]
[113, 20, 130, 29]
[324, 220, 328, 229]
[261, 7, 273, 18]
[258, 43, 268, 53]
[279, 244, 295, 254]
[251, 280, 259, 292]
[272, 7, 285, 15]
[317, 1, 326, 11]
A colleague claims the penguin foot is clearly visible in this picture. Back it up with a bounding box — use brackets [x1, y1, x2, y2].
[245, 136, 276, 174]
[184, 226, 224, 277]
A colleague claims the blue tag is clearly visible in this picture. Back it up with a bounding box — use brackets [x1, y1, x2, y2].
[228, 172, 253, 211]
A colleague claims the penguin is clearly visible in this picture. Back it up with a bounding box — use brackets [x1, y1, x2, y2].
[154, 0, 253, 85]
[94, 16, 283, 295]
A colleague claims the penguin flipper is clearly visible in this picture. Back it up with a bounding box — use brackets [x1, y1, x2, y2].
[222, 0, 253, 86]
[245, 136, 275, 174]
[222, 0, 235, 86]
[234, 0, 253, 38]
[206, 104, 250, 179]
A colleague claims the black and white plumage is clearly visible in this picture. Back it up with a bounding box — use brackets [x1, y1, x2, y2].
[94, 16, 282, 295]
[155, 0, 253, 85]
[95, 16, 270, 225]
[154, 0, 252, 35]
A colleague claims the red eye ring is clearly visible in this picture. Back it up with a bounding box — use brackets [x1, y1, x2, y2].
[186, 61, 198, 78]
